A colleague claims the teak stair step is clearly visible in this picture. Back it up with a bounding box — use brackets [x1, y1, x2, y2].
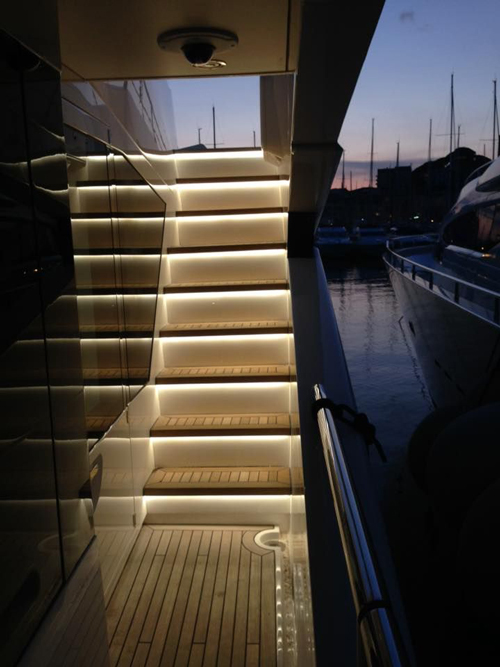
[155, 364, 295, 384]
[86, 415, 116, 438]
[79, 324, 153, 338]
[163, 279, 288, 293]
[76, 284, 157, 294]
[160, 320, 292, 337]
[150, 412, 297, 437]
[167, 242, 286, 254]
[175, 207, 287, 217]
[144, 466, 292, 495]
[176, 175, 287, 184]
[83, 367, 148, 385]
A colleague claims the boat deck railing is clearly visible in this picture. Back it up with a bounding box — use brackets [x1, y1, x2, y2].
[313, 384, 410, 667]
[385, 238, 500, 327]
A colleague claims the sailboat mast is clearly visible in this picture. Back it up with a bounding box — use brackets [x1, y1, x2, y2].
[428, 118, 432, 162]
[449, 73, 455, 154]
[369, 118, 374, 187]
[396, 141, 400, 168]
[457, 124, 461, 148]
[493, 79, 498, 159]
[350, 170, 353, 191]
[198, 127, 202, 144]
[341, 151, 346, 189]
[212, 106, 216, 149]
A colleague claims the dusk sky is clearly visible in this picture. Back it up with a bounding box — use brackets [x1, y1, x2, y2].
[168, 0, 500, 188]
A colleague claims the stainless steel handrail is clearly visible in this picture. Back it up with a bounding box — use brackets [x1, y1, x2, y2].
[313, 384, 410, 667]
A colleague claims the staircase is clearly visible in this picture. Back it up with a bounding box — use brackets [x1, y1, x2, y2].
[143, 149, 298, 524]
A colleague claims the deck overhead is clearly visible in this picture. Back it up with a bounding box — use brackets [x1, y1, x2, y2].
[58, 0, 300, 80]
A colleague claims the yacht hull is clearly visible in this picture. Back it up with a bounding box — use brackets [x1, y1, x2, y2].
[386, 261, 500, 408]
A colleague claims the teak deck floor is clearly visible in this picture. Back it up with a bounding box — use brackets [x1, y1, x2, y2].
[105, 525, 277, 667]
[144, 466, 291, 495]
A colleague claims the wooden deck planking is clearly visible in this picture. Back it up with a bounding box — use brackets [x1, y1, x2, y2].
[144, 466, 291, 496]
[150, 413, 293, 437]
[160, 321, 292, 338]
[163, 280, 287, 294]
[155, 364, 295, 384]
[105, 526, 277, 667]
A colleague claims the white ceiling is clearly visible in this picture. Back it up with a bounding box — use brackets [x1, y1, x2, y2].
[58, 0, 300, 81]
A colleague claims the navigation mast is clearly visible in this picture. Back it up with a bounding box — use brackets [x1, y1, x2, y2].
[369, 118, 375, 187]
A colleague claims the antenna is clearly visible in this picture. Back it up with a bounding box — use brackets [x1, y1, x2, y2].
[341, 151, 346, 189]
[198, 127, 202, 144]
[396, 141, 400, 168]
[212, 106, 216, 149]
[369, 118, 375, 188]
[428, 118, 432, 162]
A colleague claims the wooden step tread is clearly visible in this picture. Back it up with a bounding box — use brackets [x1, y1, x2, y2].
[176, 207, 287, 217]
[83, 367, 148, 385]
[156, 364, 295, 384]
[168, 242, 286, 254]
[151, 412, 297, 437]
[76, 284, 157, 294]
[144, 466, 291, 495]
[163, 279, 287, 293]
[86, 415, 116, 438]
[79, 324, 153, 338]
[74, 247, 160, 255]
[160, 320, 292, 337]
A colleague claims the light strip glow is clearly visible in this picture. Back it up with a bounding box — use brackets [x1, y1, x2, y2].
[168, 249, 286, 260]
[155, 381, 292, 390]
[175, 180, 289, 191]
[161, 334, 291, 343]
[150, 435, 290, 443]
[177, 212, 287, 223]
[77, 294, 156, 300]
[72, 217, 167, 223]
[145, 149, 265, 161]
[74, 254, 161, 260]
[163, 290, 288, 299]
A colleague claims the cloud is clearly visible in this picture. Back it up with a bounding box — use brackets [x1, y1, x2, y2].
[399, 10, 415, 23]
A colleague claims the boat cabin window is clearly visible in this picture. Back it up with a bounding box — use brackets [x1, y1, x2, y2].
[443, 205, 500, 252]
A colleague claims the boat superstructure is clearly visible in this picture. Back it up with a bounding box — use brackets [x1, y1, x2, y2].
[385, 157, 500, 409]
[0, 2, 415, 666]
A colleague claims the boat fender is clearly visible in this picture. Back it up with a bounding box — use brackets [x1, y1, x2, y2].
[407, 405, 464, 491]
[455, 477, 500, 633]
[425, 403, 500, 534]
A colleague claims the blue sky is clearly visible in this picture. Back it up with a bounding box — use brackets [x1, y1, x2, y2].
[168, 0, 500, 187]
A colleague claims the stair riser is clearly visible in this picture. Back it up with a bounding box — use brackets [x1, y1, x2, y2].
[177, 213, 286, 247]
[152, 435, 290, 467]
[77, 295, 156, 327]
[81, 339, 151, 368]
[167, 250, 287, 284]
[179, 182, 288, 213]
[155, 383, 292, 415]
[75, 255, 160, 289]
[159, 291, 289, 324]
[161, 335, 292, 368]
[143, 495, 291, 531]
[72, 217, 174, 250]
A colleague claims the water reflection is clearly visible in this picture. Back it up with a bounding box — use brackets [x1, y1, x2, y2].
[324, 259, 433, 485]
